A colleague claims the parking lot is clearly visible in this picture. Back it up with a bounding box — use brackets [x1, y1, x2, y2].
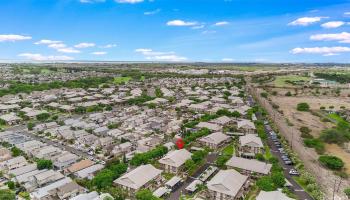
[264, 122, 313, 200]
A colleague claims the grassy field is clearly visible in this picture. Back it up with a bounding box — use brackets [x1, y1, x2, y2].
[273, 75, 311, 87]
[114, 76, 132, 84]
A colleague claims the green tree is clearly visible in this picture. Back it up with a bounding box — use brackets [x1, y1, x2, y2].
[37, 159, 53, 170]
[271, 172, 286, 187]
[0, 189, 15, 200]
[6, 181, 15, 190]
[10, 147, 23, 157]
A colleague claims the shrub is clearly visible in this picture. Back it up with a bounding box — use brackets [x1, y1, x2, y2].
[318, 155, 344, 170]
[27, 122, 35, 131]
[300, 126, 313, 139]
[285, 91, 292, 96]
[297, 102, 310, 111]
[260, 92, 268, 98]
[256, 153, 265, 161]
[344, 188, 350, 198]
[320, 128, 350, 145]
[303, 139, 325, 154]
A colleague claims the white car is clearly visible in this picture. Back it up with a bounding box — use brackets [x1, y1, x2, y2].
[289, 169, 299, 176]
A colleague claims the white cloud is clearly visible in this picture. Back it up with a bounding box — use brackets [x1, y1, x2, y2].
[80, 0, 105, 3]
[222, 58, 234, 62]
[192, 25, 205, 29]
[345, 12, 350, 16]
[135, 48, 187, 62]
[290, 46, 350, 56]
[18, 53, 73, 61]
[288, 17, 327, 26]
[144, 9, 160, 15]
[57, 48, 81, 53]
[166, 20, 197, 26]
[310, 32, 350, 43]
[100, 44, 117, 48]
[115, 0, 143, 4]
[74, 42, 95, 48]
[48, 43, 66, 49]
[34, 39, 61, 45]
[91, 51, 107, 55]
[0, 34, 31, 42]
[321, 21, 345, 28]
[214, 21, 229, 26]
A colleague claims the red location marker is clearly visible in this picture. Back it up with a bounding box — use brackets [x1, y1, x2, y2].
[176, 138, 184, 149]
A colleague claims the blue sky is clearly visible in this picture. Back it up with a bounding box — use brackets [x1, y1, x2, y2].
[1, 0, 350, 63]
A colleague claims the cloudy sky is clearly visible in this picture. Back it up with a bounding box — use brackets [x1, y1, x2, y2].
[1, 0, 350, 62]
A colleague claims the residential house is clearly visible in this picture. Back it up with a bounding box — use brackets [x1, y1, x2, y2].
[198, 132, 231, 149]
[74, 164, 104, 180]
[206, 169, 248, 200]
[113, 164, 162, 195]
[238, 134, 264, 157]
[226, 156, 272, 176]
[159, 149, 192, 174]
[0, 156, 27, 170]
[0, 112, 21, 125]
[256, 190, 293, 200]
[237, 120, 256, 134]
[64, 159, 94, 175]
[48, 181, 84, 200]
[30, 177, 73, 200]
[196, 122, 221, 132]
[53, 152, 79, 170]
[210, 116, 234, 126]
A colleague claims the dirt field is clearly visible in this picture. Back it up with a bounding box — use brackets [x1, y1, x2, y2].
[270, 95, 350, 174]
[252, 87, 350, 199]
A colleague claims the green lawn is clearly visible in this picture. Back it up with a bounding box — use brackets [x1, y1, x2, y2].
[264, 146, 272, 160]
[114, 76, 132, 84]
[273, 75, 310, 87]
[222, 144, 235, 156]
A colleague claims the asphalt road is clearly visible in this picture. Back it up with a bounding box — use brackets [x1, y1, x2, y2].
[167, 153, 218, 200]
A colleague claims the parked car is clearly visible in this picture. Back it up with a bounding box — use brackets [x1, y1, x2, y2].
[289, 169, 299, 176]
[284, 160, 293, 165]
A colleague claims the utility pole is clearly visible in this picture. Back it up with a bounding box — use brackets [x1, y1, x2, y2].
[333, 177, 337, 200]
